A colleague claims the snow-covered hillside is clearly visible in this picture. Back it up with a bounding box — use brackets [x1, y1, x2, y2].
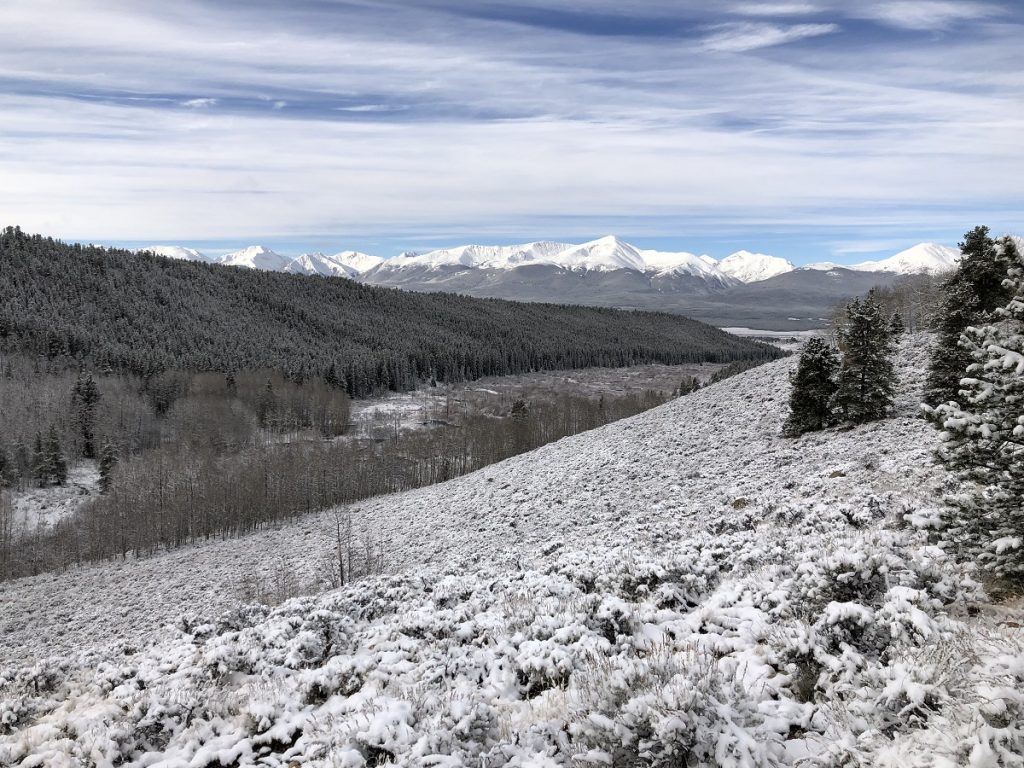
[2, 336, 1021, 765]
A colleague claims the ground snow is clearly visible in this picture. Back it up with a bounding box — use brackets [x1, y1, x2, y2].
[1, 334, 1022, 766]
[8, 463, 99, 532]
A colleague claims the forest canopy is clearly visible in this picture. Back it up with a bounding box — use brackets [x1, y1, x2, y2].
[0, 227, 779, 396]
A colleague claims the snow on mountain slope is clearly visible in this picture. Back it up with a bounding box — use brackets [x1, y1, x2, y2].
[372, 241, 573, 272]
[218, 245, 291, 271]
[551, 235, 648, 272]
[284, 252, 359, 278]
[3, 336, 1022, 767]
[332, 250, 384, 274]
[848, 242, 959, 275]
[718, 249, 795, 282]
[138, 245, 208, 262]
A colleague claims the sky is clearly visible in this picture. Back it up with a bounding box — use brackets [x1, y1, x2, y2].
[1, 0, 1021, 264]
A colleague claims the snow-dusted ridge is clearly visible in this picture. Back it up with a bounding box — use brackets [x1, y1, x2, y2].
[138, 237, 967, 284]
[2, 336, 1021, 765]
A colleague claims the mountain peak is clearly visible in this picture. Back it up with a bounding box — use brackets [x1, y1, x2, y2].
[718, 250, 795, 283]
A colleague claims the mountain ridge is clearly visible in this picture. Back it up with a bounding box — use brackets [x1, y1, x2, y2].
[139, 236, 962, 284]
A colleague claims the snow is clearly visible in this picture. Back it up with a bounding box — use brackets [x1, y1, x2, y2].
[7, 463, 100, 532]
[331, 251, 384, 274]
[846, 243, 960, 275]
[283, 252, 359, 278]
[718, 250, 795, 283]
[217, 245, 291, 271]
[370, 241, 574, 272]
[137, 245, 208, 262]
[1, 335, 1021, 765]
[549, 236, 647, 272]
[133, 239, 991, 285]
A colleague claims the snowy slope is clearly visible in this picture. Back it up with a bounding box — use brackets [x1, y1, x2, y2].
[550, 235, 647, 272]
[2, 336, 1021, 766]
[138, 245, 208, 262]
[848, 242, 959, 274]
[718, 250, 795, 282]
[331, 250, 384, 274]
[284, 253, 358, 278]
[370, 241, 573, 272]
[217, 245, 291, 271]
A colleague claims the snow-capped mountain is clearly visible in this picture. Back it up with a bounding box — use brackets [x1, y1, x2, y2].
[718, 250, 795, 283]
[331, 250, 384, 274]
[369, 241, 573, 272]
[283, 251, 386, 277]
[848, 242, 959, 275]
[549, 235, 648, 272]
[217, 245, 291, 271]
[133, 236, 983, 329]
[138, 245, 208, 262]
[804, 242, 960, 275]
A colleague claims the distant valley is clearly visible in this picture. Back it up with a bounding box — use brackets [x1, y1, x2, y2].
[141, 236, 967, 330]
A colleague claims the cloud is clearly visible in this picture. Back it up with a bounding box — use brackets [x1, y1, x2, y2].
[181, 98, 217, 109]
[0, 0, 1020, 260]
[850, 1, 1003, 30]
[700, 22, 838, 52]
[732, 3, 822, 16]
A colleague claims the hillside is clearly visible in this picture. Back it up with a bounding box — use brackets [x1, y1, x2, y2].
[2, 335, 1020, 765]
[0, 228, 776, 397]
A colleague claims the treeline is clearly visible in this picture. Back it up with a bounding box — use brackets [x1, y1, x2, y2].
[3, 386, 668, 579]
[0, 227, 779, 397]
[0, 355, 350, 494]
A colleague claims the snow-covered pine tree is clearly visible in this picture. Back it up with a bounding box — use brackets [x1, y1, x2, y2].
[70, 372, 101, 459]
[925, 226, 1014, 406]
[929, 239, 1024, 579]
[783, 337, 839, 436]
[45, 426, 68, 486]
[98, 442, 118, 494]
[831, 293, 897, 424]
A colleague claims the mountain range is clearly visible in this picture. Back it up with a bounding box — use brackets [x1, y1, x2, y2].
[139, 235, 971, 330]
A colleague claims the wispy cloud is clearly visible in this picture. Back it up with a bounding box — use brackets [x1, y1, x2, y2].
[700, 21, 838, 52]
[732, 3, 823, 17]
[0, 1, 1020, 262]
[850, 1, 1003, 30]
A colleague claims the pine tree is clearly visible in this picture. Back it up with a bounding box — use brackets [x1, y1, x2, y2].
[98, 442, 118, 494]
[889, 311, 905, 337]
[928, 241, 1024, 579]
[32, 431, 46, 486]
[71, 372, 101, 458]
[831, 293, 897, 424]
[925, 227, 1015, 405]
[783, 337, 840, 436]
[0, 442, 13, 488]
[45, 425, 67, 486]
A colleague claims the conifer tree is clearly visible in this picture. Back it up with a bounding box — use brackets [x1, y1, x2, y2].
[71, 372, 101, 458]
[32, 431, 46, 487]
[783, 337, 840, 436]
[45, 425, 67, 486]
[0, 442, 12, 488]
[889, 311, 905, 337]
[98, 442, 118, 494]
[928, 240, 1024, 579]
[831, 293, 897, 424]
[925, 227, 1015, 405]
